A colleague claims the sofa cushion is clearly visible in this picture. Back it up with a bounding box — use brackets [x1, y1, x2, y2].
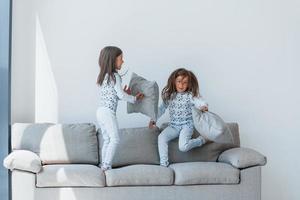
[3, 150, 42, 173]
[169, 162, 240, 185]
[12, 123, 99, 164]
[227, 123, 240, 146]
[36, 164, 105, 187]
[105, 164, 174, 186]
[98, 127, 160, 167]
[127, 73, 159, 120]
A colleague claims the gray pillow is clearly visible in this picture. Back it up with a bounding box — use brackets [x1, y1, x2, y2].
[160, 123, 237, 163]
[3, 150, 42, 173]
[127, 73, 159, 120]
[97, 127, 160, 167]
[192, 108, 234, 144]
[218, 147, 267, 168]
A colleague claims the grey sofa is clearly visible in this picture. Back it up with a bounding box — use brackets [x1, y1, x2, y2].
[4, 122, 267, 200]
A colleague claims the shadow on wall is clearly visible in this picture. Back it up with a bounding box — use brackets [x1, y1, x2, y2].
[12, 3, 59, 124]
[12, 6, 89, 199]
[34, 15, 58, 123]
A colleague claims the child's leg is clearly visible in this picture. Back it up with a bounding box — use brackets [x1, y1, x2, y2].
[178, 127, 206, 152]
[158, 126, 179, 166]
[97, 108, 109, 165]
[103, 112, 120, 169]
[100, 125, 110, 166]
[96, 108, 120, 169]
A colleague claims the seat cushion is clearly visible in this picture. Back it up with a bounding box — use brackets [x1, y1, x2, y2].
[105, 164, 174, 186]
[127, 73, 159, 120]
[12, 123, 99, 164]
[36, 164, 105, 187]
[98, 127, 160, 167]
[169, 162, 240, 185]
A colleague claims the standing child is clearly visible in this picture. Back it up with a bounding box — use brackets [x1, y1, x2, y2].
[96, 46, 144, 170]
[149, 68, 208, 167]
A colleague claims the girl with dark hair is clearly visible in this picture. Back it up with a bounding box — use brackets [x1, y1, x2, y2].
[96, 46, 144, 170]
[149, 68, 208, 167]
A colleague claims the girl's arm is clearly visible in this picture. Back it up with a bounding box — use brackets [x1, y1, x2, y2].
[114, 73, 136, 104]
[157, 101, 168, 120]
[149, 101, 168, 128]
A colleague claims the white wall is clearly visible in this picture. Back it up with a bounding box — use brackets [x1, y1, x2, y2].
[12, 0, 300, 199]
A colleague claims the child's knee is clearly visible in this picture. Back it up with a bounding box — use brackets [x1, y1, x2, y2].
[178, 144, 189, 152]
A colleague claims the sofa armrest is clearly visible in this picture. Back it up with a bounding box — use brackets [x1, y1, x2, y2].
[218, 147, 267, 169]
[3, 150, 42, 173]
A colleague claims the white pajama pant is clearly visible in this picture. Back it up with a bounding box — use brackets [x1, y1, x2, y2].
[158, 125, 204, 166]
[96, 107, 120, 168]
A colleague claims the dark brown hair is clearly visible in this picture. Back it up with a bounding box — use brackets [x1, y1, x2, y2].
[161, 68, 200, 103]
[97, 46, 122, 85]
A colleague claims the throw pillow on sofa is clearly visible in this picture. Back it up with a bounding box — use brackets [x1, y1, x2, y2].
[127, 73, 159, 120]
[3, 150, 42, 173]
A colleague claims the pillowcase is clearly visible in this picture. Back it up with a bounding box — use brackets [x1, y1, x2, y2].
[192, 108, 234, 144]
[127, 73, 159, 120]
[3, 150, 42, 173]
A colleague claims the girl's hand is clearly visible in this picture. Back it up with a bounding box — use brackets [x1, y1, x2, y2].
[149, 120, 156, 129]
[135, 92, 144, 101]
[200, 106, 208, 112]
[123, 85, 131, 95]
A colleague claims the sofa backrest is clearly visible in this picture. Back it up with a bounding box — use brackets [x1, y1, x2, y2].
[97, 127, 160, 167]
[97, 123, 240, 167]
[227, 123, 240, 146]
[11, 122, 240, 166]
[12, 123, 99, 165]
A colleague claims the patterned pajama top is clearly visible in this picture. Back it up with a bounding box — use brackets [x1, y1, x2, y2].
[156, 92, 208, 130]
[99, 73, 136, 114]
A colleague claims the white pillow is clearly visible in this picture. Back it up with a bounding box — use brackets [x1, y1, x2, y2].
[127, 73, 159, 120]
[3, 150, 42, 173]
[192, 108, 234, 144]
